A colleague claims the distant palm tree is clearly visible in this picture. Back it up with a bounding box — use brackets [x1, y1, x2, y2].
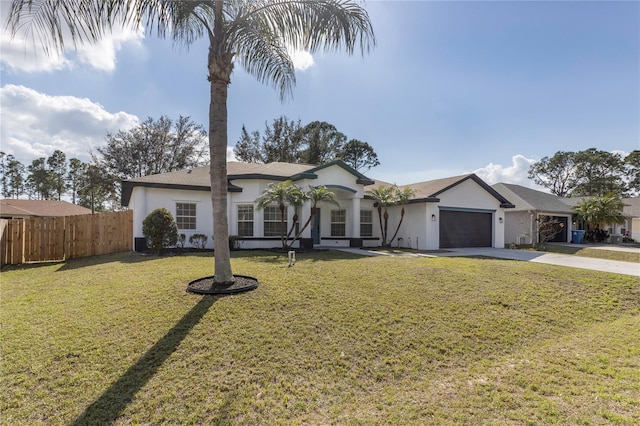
[573, 193, 626, 230]
[366, 185, 396, 246]
[7, 0, 375, 284]
[388, 186, 415, 245]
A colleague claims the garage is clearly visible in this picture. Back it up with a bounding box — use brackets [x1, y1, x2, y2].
[440, 209, 492, 248]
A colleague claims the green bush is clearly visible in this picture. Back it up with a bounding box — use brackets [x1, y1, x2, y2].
[142, 208, 178, 254]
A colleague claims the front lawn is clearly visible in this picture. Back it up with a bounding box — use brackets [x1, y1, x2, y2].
[2, 251, 639, 425]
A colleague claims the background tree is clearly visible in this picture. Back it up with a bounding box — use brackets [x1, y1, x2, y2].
[4, 156, 25, 198]
[25, 157, 53, 200]
[67, 158, 87, 204]
[47, 149, 67, 200]
[234, 117, 380, 169]
[77, 163, 116, 213]
[0, 152, 11, 197]
[262, 117, 303, 163]
[9, 0, 374, 285]
[234, 126, 265, 163]
[571, 148, 626, 197]
[338, 139, 380, 172]
[96, 115, 208, 193]
[624, 150, 640, 196]
[527, 151, 576, 197]
[298, 121, 346, 164]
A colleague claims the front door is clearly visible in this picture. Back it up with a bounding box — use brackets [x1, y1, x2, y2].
[312, 208, 321, 245]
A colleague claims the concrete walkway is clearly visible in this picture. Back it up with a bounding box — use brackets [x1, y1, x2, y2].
[333, 246, 640, 277]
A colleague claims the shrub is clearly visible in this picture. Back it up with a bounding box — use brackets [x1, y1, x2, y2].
[142, 208, 179, 254]
[189, 234, 209, 249]
[177, 233, 186, 249]
[229, 235, 243, 250]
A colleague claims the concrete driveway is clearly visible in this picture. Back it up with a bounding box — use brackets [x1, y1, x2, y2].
[335, 246, 640, 277]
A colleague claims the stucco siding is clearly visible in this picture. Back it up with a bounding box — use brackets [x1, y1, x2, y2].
[504, 211, 533, 245]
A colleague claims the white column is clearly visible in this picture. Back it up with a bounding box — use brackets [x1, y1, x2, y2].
[301, 199, 313, 238]
[352, 197, 361, 238]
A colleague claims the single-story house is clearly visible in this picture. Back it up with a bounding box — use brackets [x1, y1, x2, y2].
[0, 199, 93, 219]
[491, 183, 575, 245]
[492, 184, 640, 244]
[122, 160, 515, 250]
[622, 197, 640, 241]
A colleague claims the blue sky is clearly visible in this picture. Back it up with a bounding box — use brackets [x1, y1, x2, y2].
[1, 0, 638, 189]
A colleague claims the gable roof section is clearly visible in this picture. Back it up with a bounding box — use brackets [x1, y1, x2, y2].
[622, 197, 640, 218]
[368, 174, 515, 208]
[0, 199, 93, 217]
[121, 160, 374, 206]
[492, 183, 574, 213]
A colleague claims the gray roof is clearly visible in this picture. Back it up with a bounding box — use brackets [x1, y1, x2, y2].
[622, 197, 640, 218]
[492, 183, 575, 213]
[121, 160, 374, 206]
[369, 174, 514, 207]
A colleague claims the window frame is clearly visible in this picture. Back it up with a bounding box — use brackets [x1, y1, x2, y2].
[360, 209, 373, 237]
[175, 202, 197, 230]
[263, 205, 287, 237]
[237, 204, 254, 237]
[331, 209, 346, 237]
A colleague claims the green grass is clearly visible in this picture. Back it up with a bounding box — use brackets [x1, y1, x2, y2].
[2, 251, 639, 425]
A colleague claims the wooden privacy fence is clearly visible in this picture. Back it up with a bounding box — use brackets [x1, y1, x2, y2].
[0, 210, 133, 266]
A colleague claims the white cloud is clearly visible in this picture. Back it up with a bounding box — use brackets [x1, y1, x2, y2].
[471, 154, 546, 190]
[289, 49, 315, 71]
[226, 146, 237, 162]
[0, 1, 144, 73]
[0, 85, 139, 162]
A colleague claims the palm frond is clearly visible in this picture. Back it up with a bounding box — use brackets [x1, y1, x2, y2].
[231, 21, 296, 100]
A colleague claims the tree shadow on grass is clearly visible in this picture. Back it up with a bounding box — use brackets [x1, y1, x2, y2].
[56, 251, 213, 272]
[72, 295, 218, 425]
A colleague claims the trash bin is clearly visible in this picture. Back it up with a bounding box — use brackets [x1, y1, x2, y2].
[571, 230, 585, 244]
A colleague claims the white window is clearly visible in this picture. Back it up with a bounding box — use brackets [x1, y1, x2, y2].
[264, 206, 287, 237]
[331, 209, 346, 237]
[360, 209, 373, 237]
[176, 203, 196, 230]
[237, 205, 254, 237]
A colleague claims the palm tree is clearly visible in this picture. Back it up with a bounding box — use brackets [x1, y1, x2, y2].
[289, 185, 339, 247]
[8, 0, 375, 283]
[255, 180, 300, 249]
[388, 186, 415, 245]
[366, 185, 396, 246]
[573, 193, 626, 230]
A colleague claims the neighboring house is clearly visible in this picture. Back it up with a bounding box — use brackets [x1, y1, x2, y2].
[122, 160, 515, 250]
[621, 197, 640, 241]
[0, 199, 93, 219]
[492, 183, 575, 245]
[492, 184, 640, 245]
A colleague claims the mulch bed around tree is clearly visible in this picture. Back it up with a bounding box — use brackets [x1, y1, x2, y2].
[187, 275, 258, 295]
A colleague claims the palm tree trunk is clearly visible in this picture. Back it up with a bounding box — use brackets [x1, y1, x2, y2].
[383, 209, 389, 246]
[209, 70, 234, 284]
[290, 207, 317, 246]
[376, 205, 384, 245]
[389, 207, 405, 245]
